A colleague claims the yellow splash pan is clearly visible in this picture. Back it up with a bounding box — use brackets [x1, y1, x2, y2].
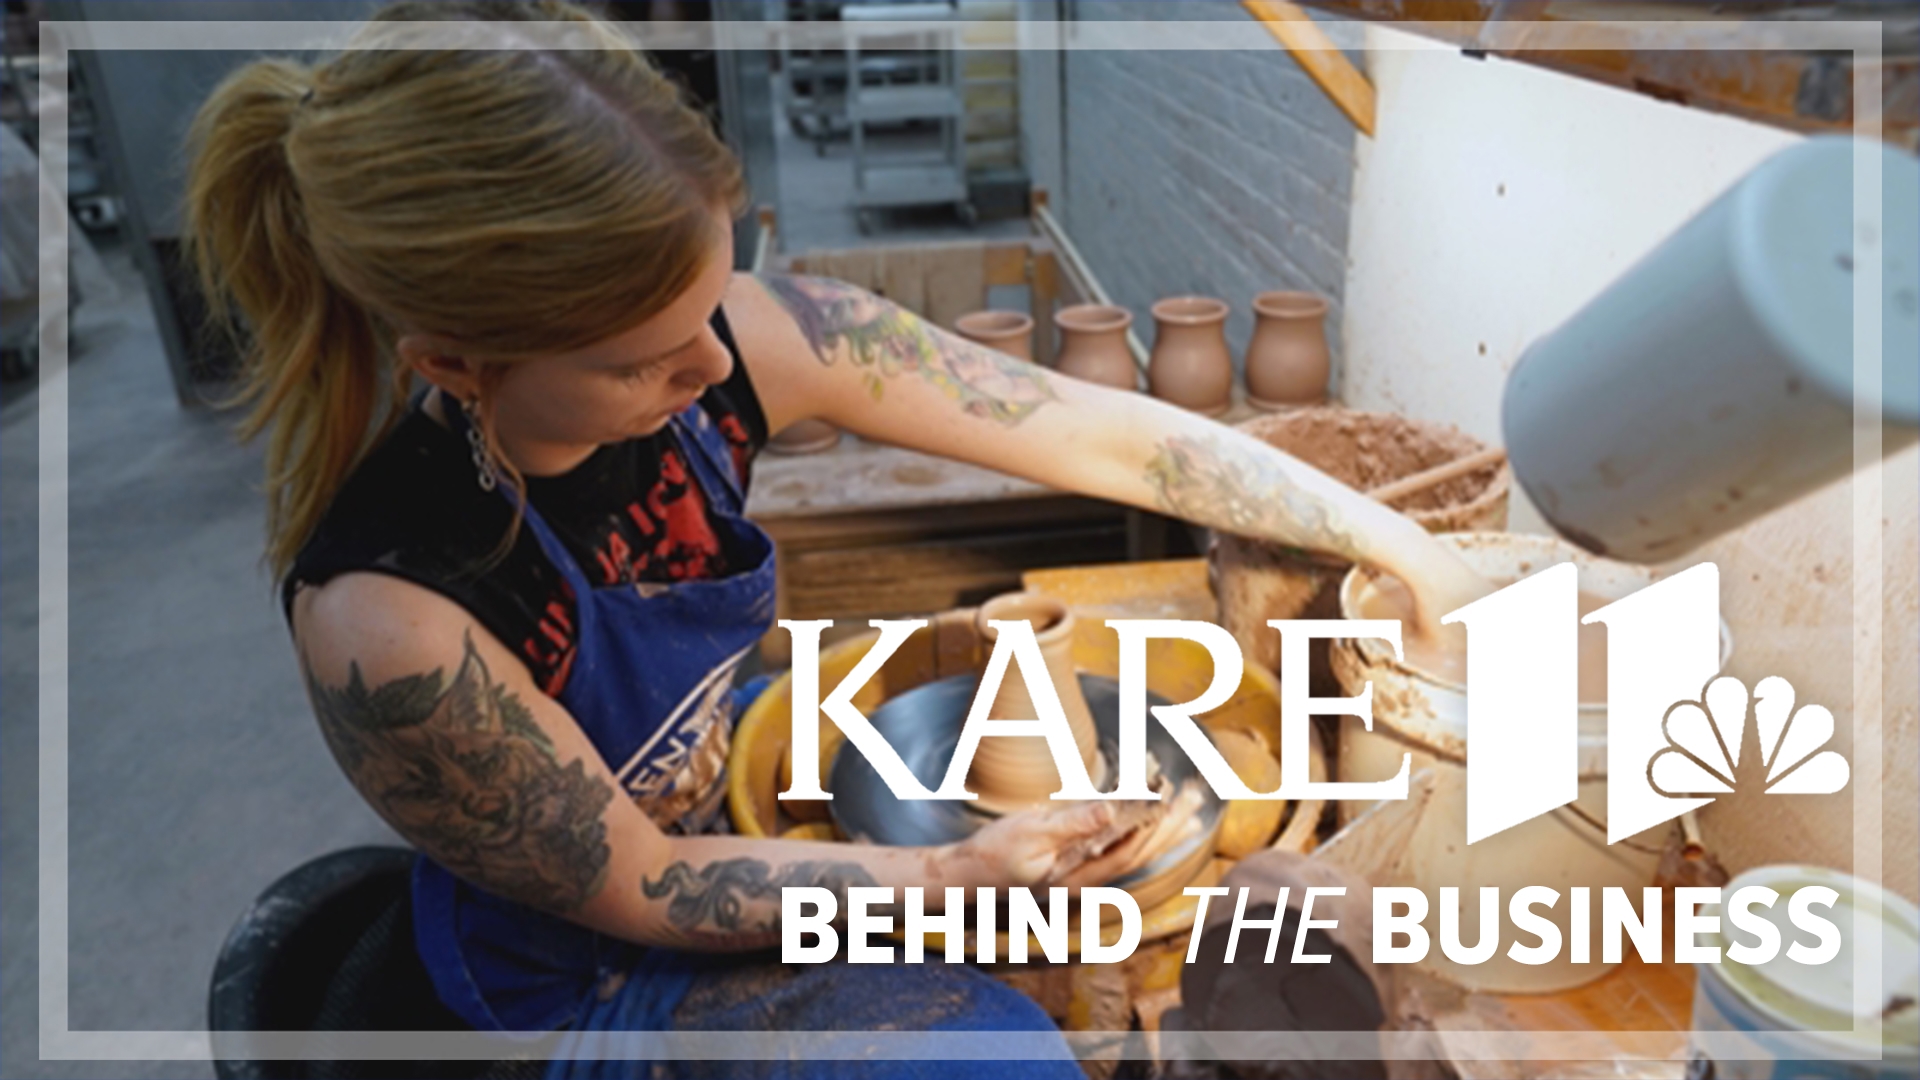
[729, 604, 1325, 952]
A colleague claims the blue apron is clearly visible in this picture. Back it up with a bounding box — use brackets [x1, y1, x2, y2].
[415, 399, 777, 1034]
[417, 399, 1081, 1080]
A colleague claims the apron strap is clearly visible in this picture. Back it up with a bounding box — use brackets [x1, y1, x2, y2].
[667, 406, 749, 515]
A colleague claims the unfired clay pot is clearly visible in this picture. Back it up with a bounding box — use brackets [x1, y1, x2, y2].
[954, 310, 1035, 361]
[1052, 304, 1138, 390]
[968, 591, 1105, 814]
[1148, 296, 1233, 417]
[766, 418, 842, 455]
[1245, 291, 1330, 411]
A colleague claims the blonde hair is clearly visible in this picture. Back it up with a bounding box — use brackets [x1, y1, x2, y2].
[185, 0, 745, 578]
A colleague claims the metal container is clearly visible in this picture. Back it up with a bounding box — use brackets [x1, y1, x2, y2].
[1688, 865, 1920, 1080]
[1503, 137, 1919, 563]
[1330, 532, 1732, 993]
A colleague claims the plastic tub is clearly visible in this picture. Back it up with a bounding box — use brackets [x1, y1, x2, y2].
[1690, 864, 1919, 1079]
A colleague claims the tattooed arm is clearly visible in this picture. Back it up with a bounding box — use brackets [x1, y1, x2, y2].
[291, 572, 1175, 950]
[724, 274, 1486, 627]
[1136, 427, 1492, 626]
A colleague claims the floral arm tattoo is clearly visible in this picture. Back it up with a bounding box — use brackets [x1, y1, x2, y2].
[758, 272, 1056, 426]
[639, 857, 881, 950]
[304, 634, 614, 914]
[1145, 432, 1366, 561]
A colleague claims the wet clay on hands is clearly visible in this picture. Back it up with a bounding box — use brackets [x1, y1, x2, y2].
[1045, 781, 1204, 886]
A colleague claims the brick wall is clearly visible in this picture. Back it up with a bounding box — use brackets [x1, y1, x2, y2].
[1060, 1, 1362, 384]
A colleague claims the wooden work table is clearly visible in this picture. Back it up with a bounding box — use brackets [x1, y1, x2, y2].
[745, 433, 1138, 662]
[743, 391, 1282, 662]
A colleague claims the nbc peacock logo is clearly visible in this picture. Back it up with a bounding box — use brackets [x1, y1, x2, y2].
[1647, 675, 1851, 800]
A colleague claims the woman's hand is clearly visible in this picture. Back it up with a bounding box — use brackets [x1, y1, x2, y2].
[954, 785, 1207, 889]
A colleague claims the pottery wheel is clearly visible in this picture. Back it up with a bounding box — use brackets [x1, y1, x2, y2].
[828, 673, 1224, 893]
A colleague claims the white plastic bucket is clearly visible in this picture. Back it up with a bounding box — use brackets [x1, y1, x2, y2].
[1688, 865, 1920, 1080]
[1330, 532, 1732, 993]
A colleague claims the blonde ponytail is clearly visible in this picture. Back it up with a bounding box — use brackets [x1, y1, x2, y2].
[184, 1, 746, 579]
[186, 59, 394, 579]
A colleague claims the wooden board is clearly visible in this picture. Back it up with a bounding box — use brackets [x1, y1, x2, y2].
[1300, 0, 1918, 148]
[778, 513, 1131, 619]
[1023, 559, 1220, 623]
[749, 437, 1064, 520]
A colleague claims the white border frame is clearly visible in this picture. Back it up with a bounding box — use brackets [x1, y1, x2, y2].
[33, 15, 1892, 1067]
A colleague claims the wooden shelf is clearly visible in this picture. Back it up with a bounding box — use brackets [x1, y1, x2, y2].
[1298, 0, 1919, 149]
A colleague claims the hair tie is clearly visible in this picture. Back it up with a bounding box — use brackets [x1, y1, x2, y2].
[298, 88, 315, 107]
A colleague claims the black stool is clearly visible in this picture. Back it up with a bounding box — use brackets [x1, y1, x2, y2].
[207, 846, 535, 1080]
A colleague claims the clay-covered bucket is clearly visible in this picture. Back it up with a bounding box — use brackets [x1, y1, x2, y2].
[1328, 532, 1733, 994]
[1209, 407, 1510, 687]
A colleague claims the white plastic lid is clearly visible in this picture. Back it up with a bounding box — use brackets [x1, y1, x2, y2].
[1711, 863, 1920, 1051]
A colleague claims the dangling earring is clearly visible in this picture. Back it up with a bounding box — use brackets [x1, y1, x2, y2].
[463, 398, 498, 493]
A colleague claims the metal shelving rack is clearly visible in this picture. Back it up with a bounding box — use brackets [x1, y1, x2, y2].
[843, 3, 971, 232]
[777, 0, 849, 154]
[2, 8, 121, 380]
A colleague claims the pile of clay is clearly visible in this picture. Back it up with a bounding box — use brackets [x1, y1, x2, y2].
[1237, 406, 1509, 528]
[1213, 407, 1511, 688]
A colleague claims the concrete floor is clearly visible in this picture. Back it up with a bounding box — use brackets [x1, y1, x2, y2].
[1, 244, 401, 1080]
[0, 85, 1036, 1080]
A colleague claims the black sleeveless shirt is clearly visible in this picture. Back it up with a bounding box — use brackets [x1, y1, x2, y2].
[283, 309, 768, 697]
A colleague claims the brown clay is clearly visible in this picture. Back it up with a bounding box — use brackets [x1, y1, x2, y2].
[1245, 291, 1331, 411]
[767, 418, 842, 455]
[1148, 296, 1233, 417]
[1052, 304, 1138, 390]
[1208, 407, 1512, 686]
[968, 591, 1105, 813]
[954, 310, 1035, 361]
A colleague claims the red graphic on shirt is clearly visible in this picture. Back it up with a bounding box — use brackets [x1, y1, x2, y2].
[522, 409, 755, 695]
[521, 578, 578, 697]
[589, 447, 727, 587]
[716, 413, 753, 483]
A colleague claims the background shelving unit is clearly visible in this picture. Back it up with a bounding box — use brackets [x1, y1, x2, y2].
[843, 3, 972, 231]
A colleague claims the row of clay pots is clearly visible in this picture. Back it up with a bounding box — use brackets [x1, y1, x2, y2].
[1144, 292, 1331, 416]
[954, 307, 1138, 391]
[766, 291, 1331, 455]
[956, 292, 1332, 415]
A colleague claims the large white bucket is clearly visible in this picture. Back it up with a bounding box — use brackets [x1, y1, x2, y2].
[1330, 532, 1732, 993]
